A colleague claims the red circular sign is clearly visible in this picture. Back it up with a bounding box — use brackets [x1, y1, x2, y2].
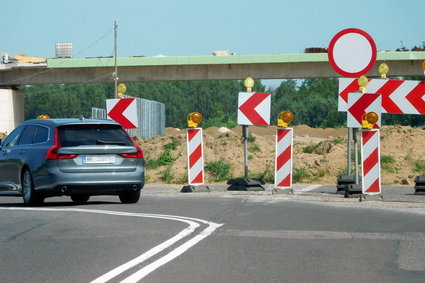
[328, 28, 377, 78]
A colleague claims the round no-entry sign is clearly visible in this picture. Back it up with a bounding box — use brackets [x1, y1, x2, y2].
[328, 28, 377, 78]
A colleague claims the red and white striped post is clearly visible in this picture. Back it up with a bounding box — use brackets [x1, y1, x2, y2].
[275, 128, 293, 189]
[361, 129, 381, 195]
[187, 128, 204, 185]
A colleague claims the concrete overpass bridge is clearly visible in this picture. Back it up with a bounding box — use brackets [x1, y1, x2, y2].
[0, 51, 424, 132]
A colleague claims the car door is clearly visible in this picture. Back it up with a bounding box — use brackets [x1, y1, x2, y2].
[0, 126, 25, 191]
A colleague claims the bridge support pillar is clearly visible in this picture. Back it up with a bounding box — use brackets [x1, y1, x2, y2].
[0, 88, 24, 134]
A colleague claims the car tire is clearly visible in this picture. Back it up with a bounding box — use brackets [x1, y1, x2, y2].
[119, 189, 140, 204]
[22, 169, 44, 206]
[70, 195, 90, 204]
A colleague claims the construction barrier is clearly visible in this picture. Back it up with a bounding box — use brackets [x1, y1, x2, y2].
[361, 129, 381, 195]
[275, 128, 293, 188]
[187, 128, 204, 185]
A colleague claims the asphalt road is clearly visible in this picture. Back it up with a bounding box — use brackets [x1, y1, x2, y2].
[1, 185, 425, 283]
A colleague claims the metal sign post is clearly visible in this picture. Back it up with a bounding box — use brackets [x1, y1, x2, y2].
[228, 77, 271, 191]
[243, 125, 249, 178]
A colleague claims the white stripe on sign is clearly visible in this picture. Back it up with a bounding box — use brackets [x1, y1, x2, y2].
[188, 130, 202, 155]
[364, 163, 380, 190]
[389, 81, 420, 114]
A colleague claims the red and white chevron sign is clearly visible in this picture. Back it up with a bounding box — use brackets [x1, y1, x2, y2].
[347, 93, 381, 128]
[275, 128, 293, 188]
[106, 98, 138, 129]
[361, 129, 381, 195]
[187, 128, 204, 185]
[238, 92, 271, 126]
[338, 78, 425, 114]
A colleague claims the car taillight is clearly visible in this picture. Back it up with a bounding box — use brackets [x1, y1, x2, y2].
[45, 128, 78, 160]
[122, 131, 144, 159]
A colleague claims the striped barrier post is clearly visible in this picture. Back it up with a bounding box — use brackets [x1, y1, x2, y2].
[361, 129, 381, 195]
[275, 128, 293, 189]
[187, 128, 204, 185]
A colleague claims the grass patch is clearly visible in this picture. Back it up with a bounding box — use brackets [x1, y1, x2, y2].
[146, 139, 181, 168]
[248, 133, 256, 143]
[146, 150, 177, 168]
[165, 138, 181, 150]
[303, 142, 322, 154]
[331, 137, 344, 145]
[205, 159, 232, 182]
[293, 168, 310, 183]
[413, 159, 425, 174]
[159, 166, 174, 183]
[248, 144, 261, 153]
[251, 164, 274, 183]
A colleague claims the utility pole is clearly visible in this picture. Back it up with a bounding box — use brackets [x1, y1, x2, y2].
[114, 21, 118, 98]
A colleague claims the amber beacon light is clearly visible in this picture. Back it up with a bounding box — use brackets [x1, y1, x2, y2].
[187, 112, 202, 128]
[278, 111, 293, 128]
[362, 112, 379, 129]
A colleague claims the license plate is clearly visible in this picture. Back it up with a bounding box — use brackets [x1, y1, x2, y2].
[82, 155, 115, 164]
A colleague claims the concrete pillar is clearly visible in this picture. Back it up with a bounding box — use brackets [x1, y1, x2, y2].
[0, 89, 24, 134]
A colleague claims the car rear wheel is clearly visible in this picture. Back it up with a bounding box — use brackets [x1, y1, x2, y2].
[70, 195, 90, 204]
[119, 189, 140, 204]
[22, 169, 44, 206]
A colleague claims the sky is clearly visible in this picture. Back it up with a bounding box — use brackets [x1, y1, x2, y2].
[1, 0, 424, 87]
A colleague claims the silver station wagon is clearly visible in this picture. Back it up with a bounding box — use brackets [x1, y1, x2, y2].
[0, 118, 145, 206]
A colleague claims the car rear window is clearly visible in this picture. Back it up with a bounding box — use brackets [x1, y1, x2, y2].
[58, 124, 133, 147]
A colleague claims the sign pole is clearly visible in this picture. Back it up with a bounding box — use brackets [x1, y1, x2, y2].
[347, 128, 352, 175]
[353, 128, 359, 184]
[243, 125, 249, 178]
[228, 77, 271, 191]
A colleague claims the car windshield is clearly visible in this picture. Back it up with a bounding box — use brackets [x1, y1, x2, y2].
[58, 124, 133, 147]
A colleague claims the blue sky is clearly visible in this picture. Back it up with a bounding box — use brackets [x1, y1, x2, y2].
[2, 0, 424, 58]
[1, 0, 424, 87]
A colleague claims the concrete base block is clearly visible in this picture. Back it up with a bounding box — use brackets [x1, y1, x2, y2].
[227, 178, 265, 191]
[181, 185, 210, 193]
[343, 184, 363, 198]
[359, 194, 384, 202]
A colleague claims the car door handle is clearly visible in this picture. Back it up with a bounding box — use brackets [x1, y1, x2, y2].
[19, 150, 25, 155]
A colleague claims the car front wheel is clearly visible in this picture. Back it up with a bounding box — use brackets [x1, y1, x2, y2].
[22, 169, 44, 206]
[119, 189, 140, 204]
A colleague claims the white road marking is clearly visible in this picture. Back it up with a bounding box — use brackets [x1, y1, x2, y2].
[0, 207, 223, 282]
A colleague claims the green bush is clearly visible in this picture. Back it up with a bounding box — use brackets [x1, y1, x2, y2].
[205, 159, 232, 182]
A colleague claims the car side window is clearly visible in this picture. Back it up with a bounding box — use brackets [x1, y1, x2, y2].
[18, 125, 37, 145]
[2, 126, 24, 148]
[33, 126, 49, 144]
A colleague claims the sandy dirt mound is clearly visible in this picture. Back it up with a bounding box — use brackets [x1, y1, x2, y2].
[139, 125, 425, 186]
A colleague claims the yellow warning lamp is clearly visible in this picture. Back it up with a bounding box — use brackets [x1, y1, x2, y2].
[37, 114, 50, 119]
[278, 111, 294, 128]
[378, 63, 389, 79]
[361, 111, 379, 129]
[117, 83, 127, 98]
[358, 75, 368, 93]
[187, 112, 202, 128]
[244, 77, 255, 92]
